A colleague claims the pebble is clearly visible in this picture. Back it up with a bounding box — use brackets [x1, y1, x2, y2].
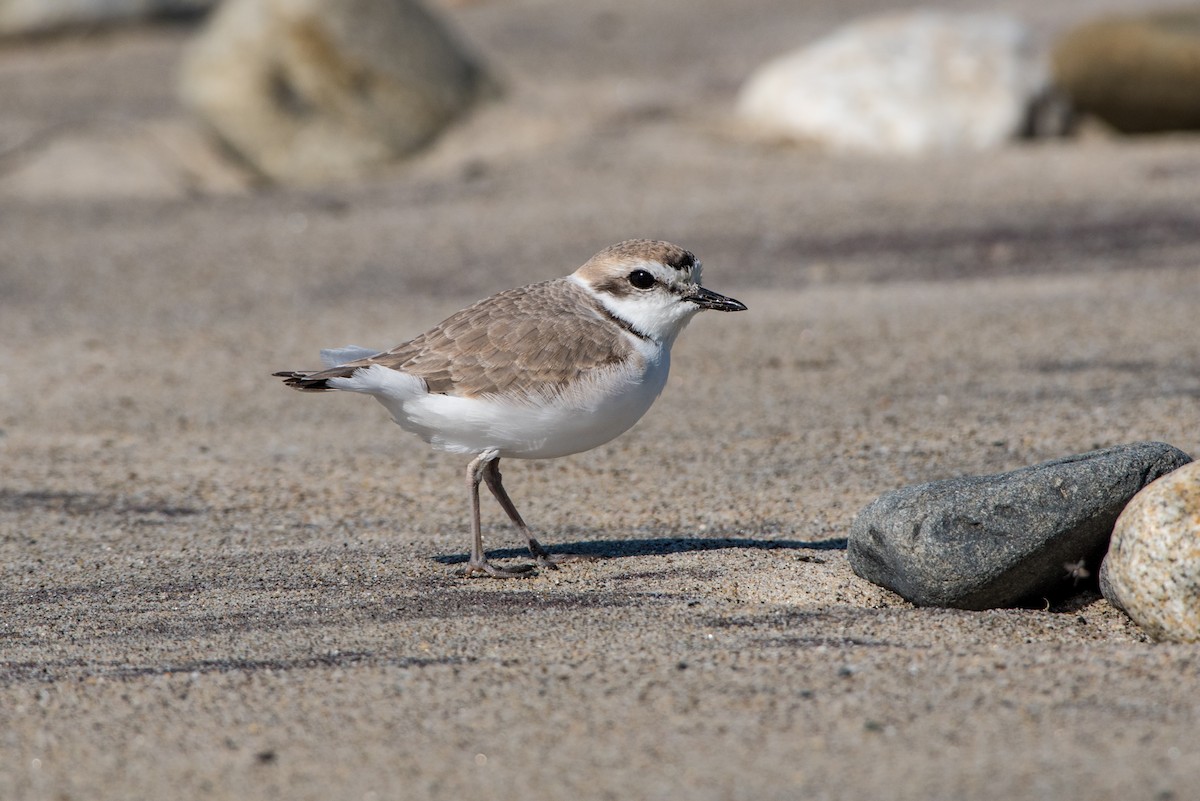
[848, 442, 1192, 609]
[1102, 461, 1200, 642]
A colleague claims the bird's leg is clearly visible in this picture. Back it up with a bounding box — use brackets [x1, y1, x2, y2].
[482, 458, 599, 568]
[456, 452, 534, 579]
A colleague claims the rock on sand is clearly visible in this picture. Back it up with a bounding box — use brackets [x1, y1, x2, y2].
[849, 442, 1193, 609]
[1102, 461, 1200, 642]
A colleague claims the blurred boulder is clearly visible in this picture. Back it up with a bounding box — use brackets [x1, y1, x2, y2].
[178, 0, 495, 184]
[736, 10, 1054, 156]
[1053, 10, 1200, 133]
[0, 0, 212, 37]
[0, 120, 251, 200]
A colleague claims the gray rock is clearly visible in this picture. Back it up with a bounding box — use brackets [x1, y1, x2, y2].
[848, 442, 1192, 609]
[178, 0, 494, 184]
[736, 10, 1054, 156]
[1103, 461, 1200, 642]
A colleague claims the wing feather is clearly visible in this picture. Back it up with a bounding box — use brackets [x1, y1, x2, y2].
[281, 279, 636, 397]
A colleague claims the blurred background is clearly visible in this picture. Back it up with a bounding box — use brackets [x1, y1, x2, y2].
[2, 0, 1199, 302]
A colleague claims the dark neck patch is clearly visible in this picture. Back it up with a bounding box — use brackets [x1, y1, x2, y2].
[585, 292, 652, 341]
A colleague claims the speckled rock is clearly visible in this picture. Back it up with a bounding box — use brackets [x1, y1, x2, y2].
[1097, 556, 1123, 613]
[736, 10, 1052, 156]
[849, 442, 1193, 609]
[1102, 461, 1200, 642]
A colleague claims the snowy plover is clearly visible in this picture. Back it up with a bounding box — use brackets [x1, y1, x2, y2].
[274, 239, 746, 578]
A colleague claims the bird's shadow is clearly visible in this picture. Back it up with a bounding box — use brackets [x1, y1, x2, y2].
[432, 533, 847, 565]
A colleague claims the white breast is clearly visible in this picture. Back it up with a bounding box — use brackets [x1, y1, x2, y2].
[329, 342, 671, 459]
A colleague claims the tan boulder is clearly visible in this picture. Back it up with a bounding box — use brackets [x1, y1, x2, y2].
[1054, 11, 1200, 133]
[1103, 461, 1200, 642]
[178, 0, 494, 184]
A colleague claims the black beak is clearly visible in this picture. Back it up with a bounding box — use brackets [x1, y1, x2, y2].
[688, 286, 747, 312]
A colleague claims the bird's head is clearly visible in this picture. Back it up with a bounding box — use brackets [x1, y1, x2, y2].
[572, 239, 746, 343]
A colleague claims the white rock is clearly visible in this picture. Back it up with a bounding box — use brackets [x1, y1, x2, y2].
[178, 0, 493, 184]
[1104, 460, 1200, 642]
[736, 10, 1050, 156]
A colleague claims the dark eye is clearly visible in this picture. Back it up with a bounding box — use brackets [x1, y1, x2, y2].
[628, 269, 655, 289]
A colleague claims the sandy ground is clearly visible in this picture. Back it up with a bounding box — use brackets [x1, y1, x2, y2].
[3, 1, 1200, 799]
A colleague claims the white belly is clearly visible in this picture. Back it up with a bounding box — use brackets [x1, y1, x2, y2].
[330, 350, 671, 459]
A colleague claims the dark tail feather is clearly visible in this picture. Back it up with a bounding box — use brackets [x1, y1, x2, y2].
[272, 370, 333, 392]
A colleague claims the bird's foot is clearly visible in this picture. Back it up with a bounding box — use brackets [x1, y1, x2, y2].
[455, 559, 536, 579]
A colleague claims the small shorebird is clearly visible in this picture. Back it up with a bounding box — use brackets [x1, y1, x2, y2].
[274, 239, 746, 577]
